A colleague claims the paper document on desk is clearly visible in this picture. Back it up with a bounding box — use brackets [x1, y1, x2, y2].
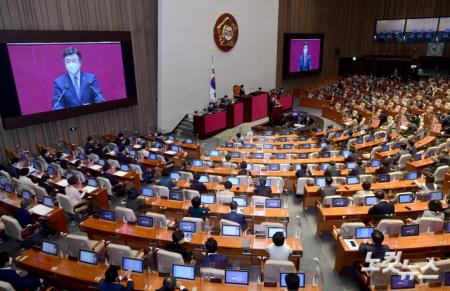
[344, 239, 359, 250]
[164, 150, 176, 155]
[89, 165, 103, 171]
[114, 171, 128, 177]
[165, 140, 174, 144]
[30, 204, 53, 216]
[82, 186, 97, 193]
[133, 145, 142, 149]
[150, 148, 159, 152]
[56, 179, 68, 187]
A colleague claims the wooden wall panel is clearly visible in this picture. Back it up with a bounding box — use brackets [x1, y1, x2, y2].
[0, 0, 157, 162]
[277, 0, 450, 89]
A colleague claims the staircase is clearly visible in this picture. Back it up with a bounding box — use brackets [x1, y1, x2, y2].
[173, 114, 194, 138]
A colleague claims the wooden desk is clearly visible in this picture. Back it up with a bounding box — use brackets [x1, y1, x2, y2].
[16, 249, 318, 291]
[298, 97, 325, 109]
[334, 232, 450, 274]
[208, 157, 346, 165]
[316, 201, 430, 235]
[351, 139, 385, 151]
[79, 217, 302, 265]
[375, 149, 399, 160]
[139, 158, 165, 169]
[322, 107, 344, 124]
[415, 136, 436, 149]
[0, 191, 68, 233]
[405, 157, 435, 171]
[303, 180, 420, 209]
[215, 147, 320, 154]
[145, 198, 289, 227]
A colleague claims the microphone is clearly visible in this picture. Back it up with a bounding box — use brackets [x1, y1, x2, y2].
[52, 84, 69, 110]
[88, 82, 104, 102]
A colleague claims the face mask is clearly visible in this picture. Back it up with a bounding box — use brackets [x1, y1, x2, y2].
[66, 62, 80, 75]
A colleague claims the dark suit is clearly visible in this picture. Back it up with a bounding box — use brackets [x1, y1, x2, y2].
[199, 253, 229, 269]
[224, 211, 247, 230]
[254, 186, 272, 196]
[295, 169, 311, 178]
[297, 53, 312, 71]
[368, 201, 395, 218]
[99, 279, 134, 291]
[102, 172, 118, 187]
[166, 242, 193, 263]
[188, 206, 209, 219]
[350, 166, 365, 176]
[53, 72, 104, 110]
[0, 269, 41, 291]
[324, 167, 341, 177]
[15, 208, 34, 228]
[375, 165, 390, 175]
[358, 243, 390, 261]
[189, 180, 207, 193]
[345, 152, 357, 162]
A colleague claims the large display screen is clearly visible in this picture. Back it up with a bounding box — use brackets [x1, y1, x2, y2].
[0, 31, 137, 129]
[405, 18, 439, 42]
[283, 33, 324, 78]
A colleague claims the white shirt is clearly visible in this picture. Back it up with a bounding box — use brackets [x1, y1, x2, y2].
[217, 190, 235, 204]
[266, 243, 293, 260]
[19, 175, 35, 188]
[65, 185, 83, 205]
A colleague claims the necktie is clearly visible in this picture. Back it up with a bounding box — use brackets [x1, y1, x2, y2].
[74, 76, 80, 100]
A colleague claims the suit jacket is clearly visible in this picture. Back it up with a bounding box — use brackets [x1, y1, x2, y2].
[166, 242, 193, 263]
[0, 269, 41, 291]
[350, 166, 365, 176]
[99, 279, 134, 291]
[223, 211, 247, 230]
[358, 243, 390, 261]
[53, 72, 104, 110]
[318, 186, 337, 197]
[189, 180, 207, 193]
[199, 253, 229, 269]
[188, 206, 209, 218]
[254, 186, 272, 196]
[375, 166, 390, 175]
[15, 208, 34, 228]
[368, 201, 395, 217]
[324, 167, 341, 177]
[297, 53, 312, 71]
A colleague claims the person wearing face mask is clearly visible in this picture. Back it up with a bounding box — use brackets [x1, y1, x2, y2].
[297, 42, 312, 72]
[0, 252, 41, 290]
[52, 47, 104, 110]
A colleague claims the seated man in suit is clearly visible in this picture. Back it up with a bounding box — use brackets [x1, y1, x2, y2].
[375, 160, 391, 175]
[99, 265, 134, 291]
[324, 161, 341, 177]
[38, 174, 53, 196]
[350, 160, 365, 176]
[237, 161, 248, 175]
[254, 178, 272, 196]
[53, 47, 104, 110]
[368, 190, 395, 220]
[295, 164, 311, 178]
[345, 149, 357, 163]
[223, 201, 247, 230]
[0, 252, 41, 290]
[166, 230, 193, 263]
[188, 196, 210, 219]
[189, 173, 207, 193]
[199, 237, 229, 269]
[15, 199, 34, 229]
[358, 229, 390, 261]
[318, 177, 337, 197]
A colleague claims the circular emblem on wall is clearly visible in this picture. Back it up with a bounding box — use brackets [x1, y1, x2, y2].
[213, 13, 238, 52]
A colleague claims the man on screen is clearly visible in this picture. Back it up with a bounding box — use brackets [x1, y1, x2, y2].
[52, 47, 104, 110]
[297, 42, 312, 72]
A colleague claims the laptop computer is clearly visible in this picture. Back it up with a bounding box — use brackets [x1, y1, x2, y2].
[283, 144, 293, 149]
[120, 164, 130, 172]
[298, 153, 308, 159]
[185, 138, 193, 144]
[401, 224, 419, 236]
[280, 273, 306, 288]
[222, 225, 241, 237]
[43, 197, 54, 208]
[225, 270, 249, 286]
[21, 190, 32, 200]
[148, 153, 158, 160]
[122, 257, 143, 273]
[230, 152, 241, 158]
[332, 198, 349, 207]
[263, 144, 273, 149]
[232, 197, 247, 207]
[303, 144, 311, 149]
[275, 153, 286, 159]
[413, 153, 422, 161]
[341, 150, 350, 158]
[79, 249, 97, 265]
[268, 226, 287, 238]
[172, 264, 195, 281]
[87, 178, 98, 187]
[253, 153, 264, 159]
[243, 144, 253, 149]
[98, 159, 106, 166]
[41, 240, 58, 256]
[100, 210, 116, 222]
[265, 198, 282, 208]
[355, 227, 374, 239]
[210, 150, 220, 157]
[47, 166, 57, 176]
[136, 216, 153, 228]
[321, 163, 329, 171]
[320, 152, 331, 158]
[141, 187, 154, 198]
[391, 275, 415, 289]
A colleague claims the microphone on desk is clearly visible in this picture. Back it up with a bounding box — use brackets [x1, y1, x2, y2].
[53, 84, 70, 110]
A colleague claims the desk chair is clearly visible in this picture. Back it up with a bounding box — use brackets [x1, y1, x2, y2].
[296, 178, 314, 197]
[106, 243, 143, 267]
[56, 193, 88, 225]
[183, 189, 199, 200]
[157, 250, 184, 274]
[108, 159, 120, 169]
[388, 171, 405, 181]
[376, 219, 404, 236]
[2, 215, 39, 245]
[181, 217, 203, 233]
[267, 177, 283, 188]
[87, 153, 99, 163]
[252, 164, 266, 172]
[425, 146, 438, 156]
[115, 206, 137, 223]
[65, 233, 105, 260]
[11, 178, 23, 194]
[96, 177, 114, 196]
[223, 162, 237, 169]
[0, 170, 12, 184]
[417, 258, 450, 285]
[263, 260, 296, 283]
[0, 281, 14, 291]
[152, 185, 169, 199]
[145, 212, 174, 228]
[50, 163, 65, 176]
[417, 217, 444, 233]
[217, 191, 235, 204]
[433, 165, 449, 184]
[34, 184, 49, 198]
[179, 171, 193, 181]
[397, 154, 411, 170]
[332, 222, 366, 240]
[208, 175, 223, 183]
[129, 164, 143, 180]
[71, 169, 86, 183]
[36, 156, 48, 170]
[359, 174, 374, 183]
[321, 195, 344, 207]
[332, 177, 346, 186]
[252, 196, 268, 207]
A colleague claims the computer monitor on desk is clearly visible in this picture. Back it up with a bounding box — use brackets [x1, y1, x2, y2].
[268, 226, 287, 238]
[173, 264, 195, 281]
[79, 250, 97, 265]
[225, 270, 249, 286]
[41, 241, 57, 256]
[222, 225, 241, 237]
[122, 257, 143, 273]
[401, 224, 419, 236]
